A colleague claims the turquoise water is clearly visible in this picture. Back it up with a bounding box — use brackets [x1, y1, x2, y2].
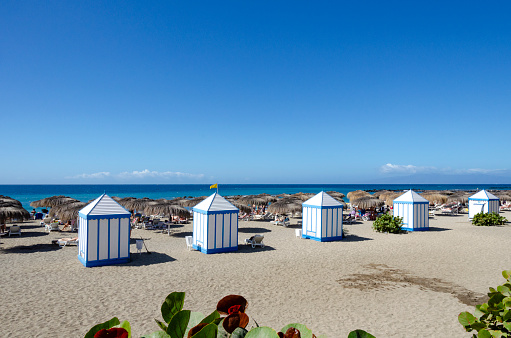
[1, 184, 510, 212]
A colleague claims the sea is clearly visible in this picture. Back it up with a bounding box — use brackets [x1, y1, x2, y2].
[2, 184, 511, 212]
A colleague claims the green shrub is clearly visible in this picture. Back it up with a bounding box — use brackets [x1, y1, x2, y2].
[472, 212, 507, 226]
[459, 270, 511, 337]
[372, 214, 403, 234]
[85, 292, 375, 338]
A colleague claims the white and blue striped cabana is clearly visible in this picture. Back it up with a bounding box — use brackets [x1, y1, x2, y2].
[78, 194, 131, 267]
[192, 192, 239, 254]
[468, 190, 500, 219]
[393, 190, 429, 231]
[301, 191, 343, 242]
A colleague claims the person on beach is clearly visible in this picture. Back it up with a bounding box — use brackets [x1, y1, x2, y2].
[61, 220, 71, 231]
[31, 209, 36, 218]
[1, 222, 6, 233]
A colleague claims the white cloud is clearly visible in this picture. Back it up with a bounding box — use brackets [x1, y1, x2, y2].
[380, 163, 435, 174]
[117, 169, 204, 180]
[380, 163, 505, 175]
[67, 172, 111, 179]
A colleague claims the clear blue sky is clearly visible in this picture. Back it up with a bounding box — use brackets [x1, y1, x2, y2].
[1, 1, 510, 184]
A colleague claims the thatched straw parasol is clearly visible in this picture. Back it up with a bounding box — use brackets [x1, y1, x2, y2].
[182, 196, 208, 208]
[326, 191, 346, 199]
[447, 192, 470, 204]
[236, 195, 271, 206]
[144, 201, 190, 218]
[384, 193, 403, 207]
[420, 193, 448, 204]
[30, 195, 80, 208]
[351, 196, 384, 209]
[290, 192, 315, 201]
[347, 190, 371, 203]
[122, 197, 155, 211]
[267, 198, 302, 215]
[49, 202, 87, 222]
[225, 198, 253, 214]
[0, 200, 30, 223]
[0, 195, 23, 207]
[492, 191, 511, 202]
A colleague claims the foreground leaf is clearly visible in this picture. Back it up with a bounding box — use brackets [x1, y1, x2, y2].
[166, 310, 191, 338]
[347, 330, 376, 338]
[199, 310, 220, 325]
[280, 323, 313, 338]
[142, 332, 172, 338]
[458, 312, 477, 327]
[85, 317, 121, 338]
[190, 323, 218, 338]
[231, 327, 248, 338]
[162, 292, 186, 323]
[245, 327, 280, 338]
[115, 321, 132, 338]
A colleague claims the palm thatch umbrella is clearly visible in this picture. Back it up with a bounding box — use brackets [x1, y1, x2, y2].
[224, 198, 253, 214]
[384, 193, 403, 207]
[291, 192, 315, 201]
[447, 192, 470, 204]
[0, 195, 23, 207]
[144, 202, 190, 218]
[347, 190, 371, 202]
[326, 191, 346, 199]
[420, 193, 448, 205]
[182, 196, 207, 208]
[30, 195, 80, 208]
[267, 198, 302, 215]
[0, 200, 30, 223]
[492, 191, 511, 202]
[372, 190, 390, 199]
[49, 202, 87, 222]
[351, 196, 384, 209]
[122, 197, 155, 211]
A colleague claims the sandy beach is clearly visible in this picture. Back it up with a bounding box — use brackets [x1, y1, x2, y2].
[1, 211, 511, 337]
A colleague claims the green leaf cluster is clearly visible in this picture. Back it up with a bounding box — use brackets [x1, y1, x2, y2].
[84, 317, 132, 338]
[372, 214, 403, 234]
[85, 292, 375, 338]
[146, 292, 220, 338]
[472, 212, 507, 226]
[459, 270, 511, 337]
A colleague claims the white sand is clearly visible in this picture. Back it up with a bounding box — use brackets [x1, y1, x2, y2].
[1, 211, 511, 337]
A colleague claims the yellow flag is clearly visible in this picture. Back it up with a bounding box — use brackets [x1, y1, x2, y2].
[210, 183, 218, 189]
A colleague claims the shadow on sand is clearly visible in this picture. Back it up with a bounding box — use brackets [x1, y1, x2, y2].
[121, 252, 176, 266]
[1, 243, 62, 254]
[342, 234, 373, 242]
[235, 244, 275, 253]
[238, 227, 272, 234]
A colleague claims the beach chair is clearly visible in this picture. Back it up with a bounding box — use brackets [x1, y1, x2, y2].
[185, 236, 193, 250]
[54, 237, 78, 247]
[9, 225, 21, 237]
[245, 235, 265, 248]
[41, 216, 52, 227]
[46, 222, 60, 232]
[428, 210, 435, 218]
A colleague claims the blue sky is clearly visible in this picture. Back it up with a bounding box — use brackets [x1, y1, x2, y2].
[1, 1, 510, 184]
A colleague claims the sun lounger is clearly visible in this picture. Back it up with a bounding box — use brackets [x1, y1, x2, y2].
[245, 235, 264, 248]
[9, 225, 21, 237]
[46, 222, 60, 232]
[53, 237, 78, 247]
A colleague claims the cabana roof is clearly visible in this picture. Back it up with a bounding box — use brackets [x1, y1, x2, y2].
[79, 194, 131, 216]
[193, 192, 238, 213]
[469, 190, 499, 201]
[303, 191, 343, 207]
[394, 190, 429, 203]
